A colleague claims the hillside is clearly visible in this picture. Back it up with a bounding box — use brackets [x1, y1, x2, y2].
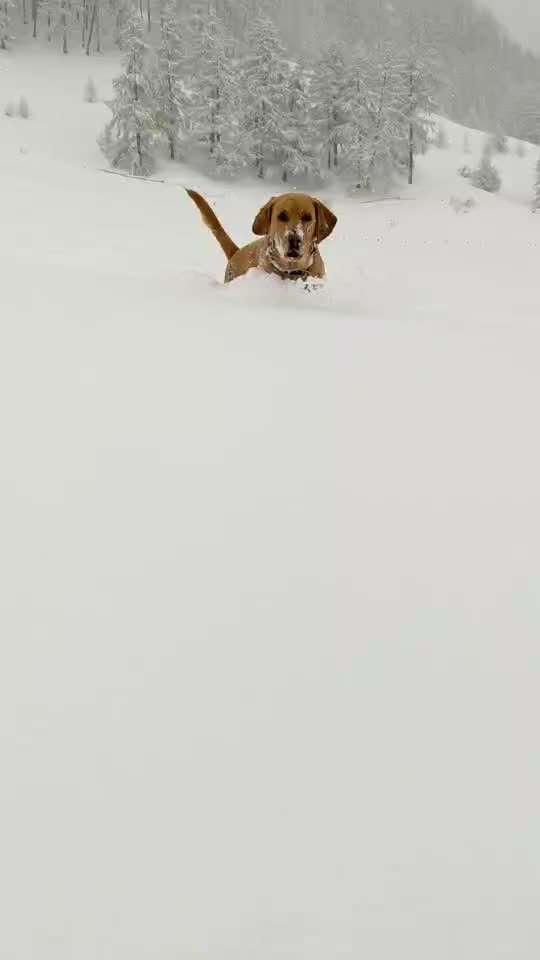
[2, 46, 540, 960]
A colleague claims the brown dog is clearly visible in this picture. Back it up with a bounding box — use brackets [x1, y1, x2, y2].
[186, 189, 337, 283]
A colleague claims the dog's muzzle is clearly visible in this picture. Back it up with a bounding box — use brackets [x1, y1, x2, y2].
[286, 234, 303, 259]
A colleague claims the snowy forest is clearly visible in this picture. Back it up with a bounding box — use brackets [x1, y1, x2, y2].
[3, 0, 540, 183]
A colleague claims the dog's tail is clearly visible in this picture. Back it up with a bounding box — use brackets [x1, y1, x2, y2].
[185, 189, 239, 262]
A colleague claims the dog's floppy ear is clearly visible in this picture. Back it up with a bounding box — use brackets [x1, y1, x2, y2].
[252, 197, 276, 236]
[314, 199, 337, 243]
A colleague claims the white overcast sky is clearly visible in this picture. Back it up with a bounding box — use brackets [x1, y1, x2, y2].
[482, 0, 540, 52]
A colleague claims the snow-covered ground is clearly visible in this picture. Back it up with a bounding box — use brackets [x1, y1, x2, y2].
[1, 47, 540, 960]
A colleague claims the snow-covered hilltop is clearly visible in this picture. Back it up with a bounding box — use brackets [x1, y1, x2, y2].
[3, 0, 540, 183]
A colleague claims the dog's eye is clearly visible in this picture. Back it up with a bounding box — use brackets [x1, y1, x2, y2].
[301, 214, 313, 223]
[277, 211, 289, 223]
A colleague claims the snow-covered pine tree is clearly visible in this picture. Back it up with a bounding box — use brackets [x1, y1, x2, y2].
[345, 42, 408, 190]
[184, 0, 207, 80]
[342, 51, 372, 184]
[153, 0, 187, 160]
[0, 0, 15, 49]
[188, 2, 240, 172]
[532, 154, 540, 212]
[280, 63, 317, 182]
[399, 34, 437, 184]
[84, 75, 98, 102]
[99, 5, 157, 175]
[239, 13, 288, 178]
[311, 42, 350, 174]
[471, 145, 501, 193]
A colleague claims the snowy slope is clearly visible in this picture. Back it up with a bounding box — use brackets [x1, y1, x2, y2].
[1, 47, 540, 960]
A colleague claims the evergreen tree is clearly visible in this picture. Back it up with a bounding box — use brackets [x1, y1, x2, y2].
[240, 14, 288, 178]
[311, 42, 350, 174]
[280, 63, 317, 182]
[153, 0, 187, 160]
[400, 35, 437, 184]
[345, 43, 407, 190]
[533, 154, 540, 212]
[189, 2, 239, 171]
[99, 6, 157, 175]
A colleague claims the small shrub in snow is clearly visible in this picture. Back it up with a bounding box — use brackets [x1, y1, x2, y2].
[84, 77, 98, 103]
[471, 150, 501, 193]
[19, 96, 30, 119]
[434, 124, 448, 149]
[458, 165, 472, 179]
[4, 101, 17, 118]
[489, 131, 509, 154]
[449, 195, 476, 214]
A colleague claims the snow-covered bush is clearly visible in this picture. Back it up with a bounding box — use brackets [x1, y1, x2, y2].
[84, 77, 98, 103]
[471, 150, 501, 192]
[434, 124, 448, 149]
[19, 96, 31, 119]
[4, 101, 17, 117]
[449, 195, 475, 214]
[458, 165, 472, 179]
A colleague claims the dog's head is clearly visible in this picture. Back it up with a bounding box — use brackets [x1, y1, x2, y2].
[252, 193, 337, 272]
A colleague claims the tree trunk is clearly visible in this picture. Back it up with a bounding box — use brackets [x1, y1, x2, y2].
[32, 0, 38, 37]
[408, 71, 414, 185]
[62, 7, 68, 53]
[95, 2, 100, 52]
[81, 0, 87, 46]
[146, 0, 150, 32]
[85, 0, 96, 54]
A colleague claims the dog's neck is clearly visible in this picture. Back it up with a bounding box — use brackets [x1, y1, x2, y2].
[264, 239, 316, 280]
